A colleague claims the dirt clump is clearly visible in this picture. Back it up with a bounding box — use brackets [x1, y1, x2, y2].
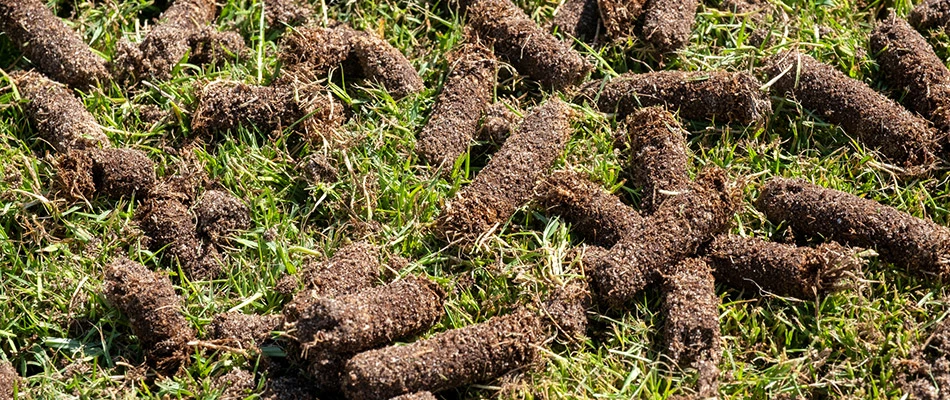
[352, 32, 425, 99]
[212, 368, 257, 399]
[552, 0, 601, 42]
[541, 280, 592, 342]
[188, 27, 248, 66]
[0, 360, 18, 400]
[756, 178, 950, 279]
[265, 0, 315, 28]
[390, 392, 438, 400]
[590, 168, 738, 308]
[12, 71, 109, 153]
[617, 106, 690, 213]
[762, 50, 936, 171]
[476, 102, 520, 143]
[899, 318, 950, 399]
[416, 43, 496, 167]
[0, 0, 110, 89]
[194, 189, 250, 244]
[705, 234, 858, 298]
[280, 242, 381, 321]
[298, 153, 339, 184]
[534, 170, 643, 248]
[55, 148, 155, 200]
[103, 257, 195, 373]
[278, 24, 360, 82]
[599, 0, 648, 41]
[910, 0, 950, 32]
[661, 258, 720, 398]
[137, 197, 223, 280]
[467, 0, 592, 90]
[580, 70, 771, 124]
[207, 312, 282, 349]
[871, 14, 950, 143]
[435, 98, 572, 245]
[342, 309, 544, 400]
[640, 0, 699, 52]
[261, 372, 320, 400]
[136, 0, 217, 80]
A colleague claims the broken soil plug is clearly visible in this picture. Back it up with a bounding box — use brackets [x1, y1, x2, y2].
[541, 280, 592, 342]
[617, 106, 691, 212]
[640, 0, 699, 52]
[909, 0, 950, 33]
[137, 197, 223, 280]
[56, 148, 156, 200]
[552, 0, 601, 42]
[279, 242, 382, 321]
[195, 189, 251, 245]
[135, 0, 218, 80]
[598, 0, 648, 42]
[12, 70, 109, 153]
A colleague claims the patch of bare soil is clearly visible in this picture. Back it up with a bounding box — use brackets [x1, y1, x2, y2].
[12, 71, 109, 153]
[468, 0, 592, 90]
[194, 189, 250, 245]
[280, 242, 381, 321]
[661, 258, 720, 398]
[705, 234, 858, 298]
[580, 70, 770, 124]
[0, 0, 111, 89]
[762, 50, 936, 172]
[900, 318, 950, 399]
[265, 0, 315, 28]
[435, 98, 572, 245]
[640, 0, 699, 52]
[541, 280, 592, 342]
[756, 178, 950, 279]
[416, 42, 496, 167]
[534, 170, 643, 248]
[104, 257, 195, 373]
[476, 101, 520, 143]
[0, 360, 18, 400]
[552, 0, 601, 42]
[342, 309, 544, 400]
[352, 32, 425, 99]
[599, 0, 647, 41]
[617, 106, 690, 213]
[910, 0, 950, 32]
[137, 197, 223, 280]
[207, 312, 282, 349]
[589, 168, 738, 308]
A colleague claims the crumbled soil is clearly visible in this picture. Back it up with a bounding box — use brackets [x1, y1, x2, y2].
[298, 153, 339, 184]
[589, 168, 738, 308]
[342, 309, 544, 400]
[467, 0, 592, 90]
[212, 368, 257, 399]
[261, 372, 320, 400]
[188, 27, 248, 66]
[12, 71, 109, 153]
[296, 276, 444, 355]
[599, 0, 647, 41]
[280, 242, 381, 321]
[541, 280, 592, 342]
[55, 150, 96, 200]
[534, 170, 643, 248]
[103, 257, 195, 373]
[756, 178, 950, 279]
[552, 0, 602, 42]
[910, 0, 950, 32]
[705, 234, 858, 298]
[207, 312, 282, 349]
[390, 392, 438, 400]
[617, 106, 690, 213]
[55, 148, 155, 200]
[435, 98, 572, 245]
[0, 360, 18, 400]
[277, 24, 360, 83]
[871, 13, 950, 146]
[416, 42, 496, 167]
[0, 0, 111, 89]
[194, 189, 251, 244]
[136, 0, 217, 80]
[476, 101, 520, 143]
[579, 70, 771, 124]
[661, 258, 721, 398]
[640, 0, 699, 52]
[899, 318, 950, 399]
[265, 0, 314, 28]
[762, 50, 936, 171]
[137, 197, 224, 280]
[352, 32, 425, 99]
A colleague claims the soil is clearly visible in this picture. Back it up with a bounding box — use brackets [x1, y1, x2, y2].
[579, 70, 770, 124]
[280, 242, 381, 322]
[617, 106, 690, 213]
[910, 0, 950, 32]
[467, 0, 593, 90]
[55, 148, 155, 200]
[435, 98, 572, 245]
[137, 197, 224, 280]
[298, 153, 339, 185]
[296, 276, 445, 355]
[194, 189, 251, 244]
[188, 27, 248, 66]
[899, 318, 950, 399]
[0, 0, 111, 89]
[265, 0, 315, 28]
[390, 392, 438, 400]
[541, 280, 592, 342]
[0, 360, 17, 400]
[756, 178, 950, 279]
[277, 24, 359, 83]
[416, 42, 496, 167]
[599, 0, 648, 41]
[640, 0, 699, 52]
[589, 167, 738, 308]
[54, 150, 96, 200]
[212, 368, 257, 399]
[476, 102, 520, 143]
[534, 169, 643, 248]
[148, 159, 209, 205]
[352, 32, 425, 99]
[342, 309, 544, 400]
[705, 234, 858, 298]
[137, 0, 217, 80]
[552, 0, 602, 42]
[207, 312, 282, 349]
[871, 13, 950, 146]
[661, 258, 720, 398]
[261, 373, 320, 400]
[103, 256, 195, 373]
[12, 71, 109, 153]
[762, 50, 936, 171]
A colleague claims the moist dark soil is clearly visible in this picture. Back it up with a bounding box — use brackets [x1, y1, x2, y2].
[296, 276, 444, 355]
[352, 32, 425, 99]
[390, 392, 438, 400]
[871, 14, 950, 144]
[552, 0, 602, 42]
[56, 148, 155, 200]
[476, 101, 520, 143]
[207, 312, 282, 349]
[136, 0, 217, 80]
[265, 0, 314, 28]
[762, 50, 936, 172]
[468, 0, 592, 90]
[12, 71, 109, 153]
[435, 98, 572, 245]
[0, 0, 111, 89]
[188, 27, 248, 66]
[541, 280, 592, 342]
[899, 318, 950, 399]
[640, 0, 699, 52]
[756, 178, 950, 279]
[534, 169, 643, 248]
[194, 189, 251, 244]
[0, 360, 17, 400]
[298, 153, 339, 184]
[705, 234, 858, 298]
[103, 256, 195, 373]
[617, 106, 690, 213]
[661, 258, 720, 398]
[910, 0, 950, 32]
[137, 197, 224, 280]
[280, 242, 381, 321]
[579, 70, 771, 124]
[589, 168, 738, 308]
[599, 0, 648, 41]
[416, 43, 496, 167]
[277, 24, 359, 83]
[342, 309, 544, 400]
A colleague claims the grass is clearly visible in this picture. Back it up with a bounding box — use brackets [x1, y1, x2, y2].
[1, 0, 949, 398]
